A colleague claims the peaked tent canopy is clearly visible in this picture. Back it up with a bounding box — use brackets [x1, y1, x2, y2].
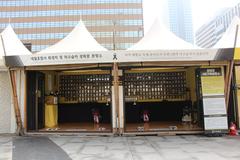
[0, 25, 32, 58]
[213, 16, 240, 48]
[38, 20, 107, 54]
[0, 25, 32, 68]
[128, 19, 197, 50]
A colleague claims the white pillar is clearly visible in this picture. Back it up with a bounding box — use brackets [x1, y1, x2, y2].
[119, 86, 124, 130]
[111, 86, 117, 130]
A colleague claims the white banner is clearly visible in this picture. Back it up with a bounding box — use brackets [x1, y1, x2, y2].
[19, 51, 114, 66]
[203, 96, 228, 131]
[4, 48, 234, 67]
[204, 117, 228, 130]
[116, 49, 218, 62]
[203, 97, 227, 115]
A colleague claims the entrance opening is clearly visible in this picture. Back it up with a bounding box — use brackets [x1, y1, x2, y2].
[27, 69, 112, 132]
[123, 67, 203, 132]
[58, 103, 111, 132]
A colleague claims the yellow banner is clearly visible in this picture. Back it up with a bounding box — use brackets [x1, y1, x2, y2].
[45, 104, 58, 128]
[201, 76, 225, 95]
[237, 89, 240, 128]
[235, 66, 240, 85]
[234, 48, 240, 60]
[235, 66, 240, 127]
[201, 68, 225, 95]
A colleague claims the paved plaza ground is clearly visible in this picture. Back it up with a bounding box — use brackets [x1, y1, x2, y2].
[0, 135, 240, 160]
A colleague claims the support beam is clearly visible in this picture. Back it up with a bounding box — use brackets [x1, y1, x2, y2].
[226, 61, 234, 109]
[9, 70, 24, 135]
[226, 25, 239, 110]
[225, 63, 230, 99]
[113, 62, 120, 134]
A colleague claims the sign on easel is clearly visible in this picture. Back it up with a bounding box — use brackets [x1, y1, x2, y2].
[200, 68, 228, 134]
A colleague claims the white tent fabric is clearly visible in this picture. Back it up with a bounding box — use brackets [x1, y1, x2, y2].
[38, 20, 107, 54]
[0, 38, 4, 67]
[0, 59, 4, 68]
[0, 25, 32, 58]
[0, 36, 3, 59]
[0, 25, 31, 68]
[128, 19, 197, 50]
[213, 16, 240, 48]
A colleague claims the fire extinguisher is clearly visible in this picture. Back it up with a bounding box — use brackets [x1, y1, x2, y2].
[143, 110, 150, 123]
[229, 122, 238, 136]
[92, 109, 100, 124]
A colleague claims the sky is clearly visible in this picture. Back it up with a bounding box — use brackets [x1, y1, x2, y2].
[143, 0, 240, 33]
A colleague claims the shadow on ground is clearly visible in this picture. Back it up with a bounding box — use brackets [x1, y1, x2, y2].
[13, 136, 71, 160]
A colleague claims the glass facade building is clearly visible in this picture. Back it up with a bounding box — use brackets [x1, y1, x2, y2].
[196, 3, 240, 48]
[0, 0, 144, 52]
[167, 0, 194, 44]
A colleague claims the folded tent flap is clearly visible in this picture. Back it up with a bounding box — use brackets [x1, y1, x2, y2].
[0, 25, 32, 135]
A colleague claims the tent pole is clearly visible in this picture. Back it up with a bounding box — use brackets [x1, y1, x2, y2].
[1, 35, 24, 136]
[225, 62, 230, 98]
[226, 25, 239, 110]
[112, 22, 121, 134]
[113, 62, 120, 134]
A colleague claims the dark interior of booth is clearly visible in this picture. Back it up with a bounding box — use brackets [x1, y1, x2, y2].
[125, 101, 192, 123]
[123, 67, 204, 132]
[56, 103, 112, 132]
[26, 70, 112, 132]
[124, 101, 202, 132]
[58, 103, 111, 123]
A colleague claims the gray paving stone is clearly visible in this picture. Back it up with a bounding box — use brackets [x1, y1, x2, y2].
[105, 142, 126, 150]
[81, 145, 106, 155]
[1, 135, 239, 160]
[130, 145, 157, 153]
[103, 150, 133, 160]
[132, 152, 164, 160]
[190, 152, 228, 160]
[161, 149, 192, 160]
[13, 137, 71, 160]
[0, 137, 12, 160]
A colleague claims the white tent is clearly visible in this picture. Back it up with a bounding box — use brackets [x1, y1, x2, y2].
[128, 19, 197, 50]
[213, 16, 240, 48]
[0, 25, 32, 56]
[38, 20, 107, 54]
[0, 25, 25, 134]
[0, 25, 32, 69]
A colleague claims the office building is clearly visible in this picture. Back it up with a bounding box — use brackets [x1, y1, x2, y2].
[0, 0, 144, 52]
[167, 0, 194, 44]
[196, 3, 240, 48]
